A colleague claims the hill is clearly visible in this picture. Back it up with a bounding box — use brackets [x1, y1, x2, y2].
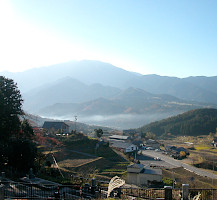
[37, 87, 212, 129]
[138, 108, 217, 136]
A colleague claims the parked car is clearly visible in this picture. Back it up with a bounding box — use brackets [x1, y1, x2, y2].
[146, 147, 154, 150]
[154, 157, 161, 161]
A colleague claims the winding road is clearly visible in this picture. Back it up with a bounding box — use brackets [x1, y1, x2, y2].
[142, 150, 217, 180]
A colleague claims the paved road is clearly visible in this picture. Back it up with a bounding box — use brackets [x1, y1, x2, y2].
[142, 150, 217, 180]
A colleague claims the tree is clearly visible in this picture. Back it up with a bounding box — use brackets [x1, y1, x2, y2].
[143, 132, 156, 140]
[179, 151, 186, 158]
[0, 76, 23, 140]
[94, 129, 103, 138]
[0, 76, 37, 172]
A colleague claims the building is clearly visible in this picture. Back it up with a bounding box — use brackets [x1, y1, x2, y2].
[42, 121, 69, 134]
[127, 163, 162, 186]
[132, 140, 144, 148]
[144, 139, 160, 149]
[110, 141, 138, 153]
[165, 145, 177, 152]
[109, 135, 130, 141]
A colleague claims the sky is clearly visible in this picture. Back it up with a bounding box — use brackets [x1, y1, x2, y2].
[0, 0, 217, 77]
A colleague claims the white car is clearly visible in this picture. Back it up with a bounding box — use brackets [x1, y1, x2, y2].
[146, 147, 154, 150]
[154, 157, 161, 161]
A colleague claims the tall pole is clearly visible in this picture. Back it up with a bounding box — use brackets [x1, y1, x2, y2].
[74, 115, 77, 133]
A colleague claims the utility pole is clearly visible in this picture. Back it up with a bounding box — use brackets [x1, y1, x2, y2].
[74, 115, 77, 133]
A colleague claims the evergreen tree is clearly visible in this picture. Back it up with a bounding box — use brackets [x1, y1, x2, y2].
[0, 76, 37, 172]
[0, 76, 23, 140]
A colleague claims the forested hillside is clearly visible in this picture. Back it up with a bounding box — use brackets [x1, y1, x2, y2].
[138, 108, 217, 136]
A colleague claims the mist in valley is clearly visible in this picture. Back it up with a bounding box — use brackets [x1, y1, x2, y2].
[40, 112, 180, 130]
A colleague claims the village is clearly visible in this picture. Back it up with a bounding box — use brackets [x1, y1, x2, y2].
[0, 120, 211, 199]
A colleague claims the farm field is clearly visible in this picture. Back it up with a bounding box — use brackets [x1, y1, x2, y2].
[38, 136, 129, 184]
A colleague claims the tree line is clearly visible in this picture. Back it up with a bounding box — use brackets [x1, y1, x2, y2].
[138, 108, 217, 137]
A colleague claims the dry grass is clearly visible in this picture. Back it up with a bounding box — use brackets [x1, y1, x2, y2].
[163, 167, 217, 189]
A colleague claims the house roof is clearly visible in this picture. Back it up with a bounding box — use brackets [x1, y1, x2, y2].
[127, 164, 162, 175]
[110, 141, 135, 149]
[145, 139, 159, 144]
[128, 163, 144, 169]
[176, 147, 188, 152]
[166, 145, 177, 150]
[42, 121, 69, 129]
[143, 168, 162, 175]
[132, 140, 144, 146]
[109, 135, 129, 140]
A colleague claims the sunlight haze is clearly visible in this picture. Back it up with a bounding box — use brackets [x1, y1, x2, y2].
[0, 0, 217, 77]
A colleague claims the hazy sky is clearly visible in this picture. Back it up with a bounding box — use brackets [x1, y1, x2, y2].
[0, 0, 217, 77]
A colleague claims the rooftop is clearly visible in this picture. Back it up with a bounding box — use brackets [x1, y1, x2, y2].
[109, 135, 129, 140]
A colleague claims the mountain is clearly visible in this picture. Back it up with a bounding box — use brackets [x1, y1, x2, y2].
[138, 108, 217, 136]
[38, 87, 205, 116]
[1, 60, 139, 93]
[37, 87, 213, 129]
[1, 60, 217, 129]
[1, 60, 217, 104]
[125, 74, 217, 104]
[23, 77, 121, 112]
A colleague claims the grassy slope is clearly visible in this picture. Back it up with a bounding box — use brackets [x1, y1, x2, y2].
[40, 136, 129, 183]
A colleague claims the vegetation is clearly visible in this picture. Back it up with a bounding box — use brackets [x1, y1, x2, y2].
[138, 108, 217, 136]
[141, 131, 156, 139]
[0, 76, 37, 174]
[163, 167, 217, 189]
[94, 128, 103, 138]
[36, 133, 129, 184]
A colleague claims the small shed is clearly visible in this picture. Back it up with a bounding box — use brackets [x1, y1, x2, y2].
[127, 163, 162, 186]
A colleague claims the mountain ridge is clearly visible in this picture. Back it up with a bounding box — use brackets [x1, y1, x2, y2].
[138, 108, 217, 136]
[1, 60, 217, 129]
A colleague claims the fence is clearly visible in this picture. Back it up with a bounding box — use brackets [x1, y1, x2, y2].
[0, 181, 216, 199]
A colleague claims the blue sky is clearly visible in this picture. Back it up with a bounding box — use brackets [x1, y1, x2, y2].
[0, 0, 216, 77]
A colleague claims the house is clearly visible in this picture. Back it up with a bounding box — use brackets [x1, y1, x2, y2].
[144, 139, 160, 149]
[42, 121, 69, 134]
[127, 163, 162, 186]
[165, 145, 177, 152]
[165, 146, 189, 158]
[110, 141, 138, 153]
[165, 146, 189, 154]
[132, 140, 144, 148]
